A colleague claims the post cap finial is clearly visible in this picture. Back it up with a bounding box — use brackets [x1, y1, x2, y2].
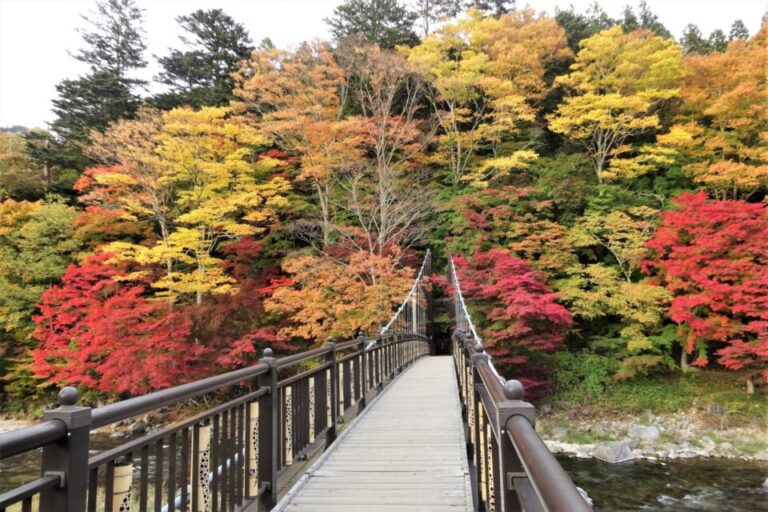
[58, 386, 80, 406]
[504, 379, 525, 400]
[262, 347, 274, 358]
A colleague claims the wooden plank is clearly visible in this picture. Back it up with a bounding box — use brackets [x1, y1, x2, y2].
[276, 357, 472, 511]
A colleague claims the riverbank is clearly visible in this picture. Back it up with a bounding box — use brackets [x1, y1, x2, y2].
[0, 418, 34, 435]
[538, 403, 768, 462]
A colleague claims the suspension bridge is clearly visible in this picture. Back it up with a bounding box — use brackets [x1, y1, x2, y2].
[0, 251, 591, 512]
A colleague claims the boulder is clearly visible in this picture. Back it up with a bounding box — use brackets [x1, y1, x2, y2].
[128, 419, 148, 435]
[576, 445, 593, 458]
[628, 425, 660, 442]
[593, 441, 636, 463]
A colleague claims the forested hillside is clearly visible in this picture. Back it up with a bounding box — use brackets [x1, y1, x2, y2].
[1, 0, 766, 412]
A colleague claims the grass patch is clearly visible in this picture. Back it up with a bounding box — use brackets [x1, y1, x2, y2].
[552, 369, 768, 425]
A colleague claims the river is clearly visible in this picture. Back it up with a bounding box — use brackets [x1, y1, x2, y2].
[559, 455, 768, 511]
[2, 434, 767, 510]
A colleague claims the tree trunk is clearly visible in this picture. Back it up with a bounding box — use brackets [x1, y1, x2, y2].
[746, 376, 755, 394]
[680, 350, 689, 372]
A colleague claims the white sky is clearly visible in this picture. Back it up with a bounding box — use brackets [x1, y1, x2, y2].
[0, 0, 765, 128]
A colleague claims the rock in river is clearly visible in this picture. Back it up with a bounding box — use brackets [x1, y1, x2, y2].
[593, 441, 637, 463]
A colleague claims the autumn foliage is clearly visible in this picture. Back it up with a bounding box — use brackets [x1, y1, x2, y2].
[646, 193, 768, 386]
[1, 7, 767, 407]
[33, 254, 200, 395]
[453, 250, 572, 391]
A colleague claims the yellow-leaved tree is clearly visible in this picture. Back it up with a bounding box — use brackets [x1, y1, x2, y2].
[108, 107, 290, 304]
[548, 26, 684, 183]
[408, 8, 571, 187]
[557, 206, 672, 378]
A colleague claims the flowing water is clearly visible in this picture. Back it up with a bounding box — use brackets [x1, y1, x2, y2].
[559, 455, 768, 511]
[2, 434, 767, 511]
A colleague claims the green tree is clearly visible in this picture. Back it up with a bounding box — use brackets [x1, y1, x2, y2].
[729, 19, 750, 40]
[50, 0, 147, 173]
[0, 200, 82, 393]
[468, 0, 515, 17]
[73, 0, 147, 76]
[680, 23, 710, 55]
[636, 0, 672, 38]
[413, 0, 465, 36]
[325, 0, 419, 48]
[620, 5, 639, 32]
[0, 132, 46, 200]
[23, 129, 81, 196]
[707, 29, 728, 52]
[153, 9, 253, 109]
[554, 3, 615, 52]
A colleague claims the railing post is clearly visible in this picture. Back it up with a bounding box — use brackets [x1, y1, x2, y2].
[39, 387, 91, 512]
[496, 381, 536, 512]
[258, 348, 278, 510]
[376, 334, 384, 390]
[357, 335, 367, 411]
[325, 337, 338, 448]
[426, 250, 434, 351]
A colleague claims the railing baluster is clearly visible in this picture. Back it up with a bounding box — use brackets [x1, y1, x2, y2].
[168, 433, 176, 512]
[228, 406, 236, 510]
[87, 466, 98, 512]
[180, 428, 189, 511]
[153, 439, 163, 512]
[246, 401, 258, 499]
[140, 444, 149, 512]
[104, 460, 115, 512]
[236, 402, 245, 507]
[211, 413, 220, 512]
[325, 339, 338, 449]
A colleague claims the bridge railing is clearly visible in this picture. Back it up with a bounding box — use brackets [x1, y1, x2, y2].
[379, 249, 432, 339]
[448, 256, 591, 512]
[0, 254, 433, 512]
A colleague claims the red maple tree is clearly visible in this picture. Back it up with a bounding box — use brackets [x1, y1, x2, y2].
[32, 253, 202, 395]
[454, 249, 572, 392]
[645, 192, 768, 391]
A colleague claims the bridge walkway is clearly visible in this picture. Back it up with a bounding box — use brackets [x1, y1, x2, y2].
[275, 356, 472, 511]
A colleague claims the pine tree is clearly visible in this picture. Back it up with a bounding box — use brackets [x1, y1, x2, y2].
[153, 9, 253, 109]
[680, 23, 710, 55]
[325, 0, 419, 48]
[707, 29, 728, 52]
[554, 3, 615, 52]
[729, 19, 750, 40]
[620, 5, 639, 32]
[637, 0, 671, 39]
[468, 0, 515, 17]
[50, 0, 147, 173]
[413, 0, 465, 36]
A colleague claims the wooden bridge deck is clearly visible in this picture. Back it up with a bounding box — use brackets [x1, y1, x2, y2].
[275, 356, 473, 511]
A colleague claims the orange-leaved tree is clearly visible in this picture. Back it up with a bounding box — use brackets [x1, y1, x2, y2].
[265, 250, 414, 343]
